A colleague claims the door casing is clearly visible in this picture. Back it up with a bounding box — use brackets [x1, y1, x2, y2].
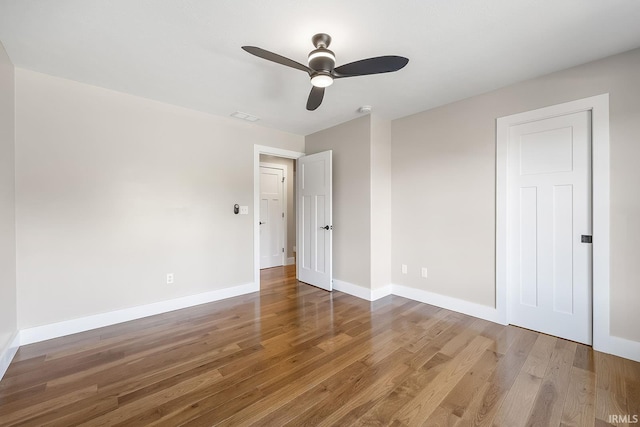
[496, 94, 610, 351]
[254, 145, 305, 287]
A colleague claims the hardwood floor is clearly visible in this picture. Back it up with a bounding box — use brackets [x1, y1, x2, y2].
[1, 265, 639, 426]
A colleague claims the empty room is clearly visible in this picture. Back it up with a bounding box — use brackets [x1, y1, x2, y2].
[1, 1, 639, 425]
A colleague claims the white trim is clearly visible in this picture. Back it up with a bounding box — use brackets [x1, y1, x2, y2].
[604, 336, 640, 363]
[332, 280, 501, 323]
[496, 94, 610, 350]
[333, 279, 392, 301]
[19, 282, 257, 346]
[333, 279, 372, 300]
[0, 332, 20, 381]
[330, 278, 501, 324]
[254, 145, 304, 288]
[392, 284, 503, 324]
[286, 257, 295, 266]
[372, 285, 394, 301]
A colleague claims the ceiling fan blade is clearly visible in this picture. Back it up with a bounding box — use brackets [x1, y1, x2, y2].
[242, 46, 312, 75]
[332, 55, 409, 78]
[306, 86, 325, 111]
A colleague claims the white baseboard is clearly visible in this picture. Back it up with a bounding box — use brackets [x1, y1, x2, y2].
[333, 279, 391, 301]
[333, 280, 501, 323]
[0, 332, 20, 381]
[286, 257, 295, 266]
[372, 285, 393, 301]
[392, 284, 503, 324]
[19, 282, 258, 346]
[596, 335, 640, 363]
[333, 279, 372, 300]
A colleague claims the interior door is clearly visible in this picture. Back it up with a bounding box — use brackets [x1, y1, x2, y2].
[507, 110, 592, 344]
[260, 166, 284, 269]
[297, 150, 332, 291]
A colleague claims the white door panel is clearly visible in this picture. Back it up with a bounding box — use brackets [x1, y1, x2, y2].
[260, 166, 284, 269]
[297, 150, 332, 291]
[508, 111, 592, 344]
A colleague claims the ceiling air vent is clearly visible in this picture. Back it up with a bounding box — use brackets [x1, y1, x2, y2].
[231, 111, 260, 122]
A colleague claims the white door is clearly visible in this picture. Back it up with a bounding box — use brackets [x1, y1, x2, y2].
[297, 150, 332, 291]
[260, 166, 284, 269]
[507, 110, 592, 344]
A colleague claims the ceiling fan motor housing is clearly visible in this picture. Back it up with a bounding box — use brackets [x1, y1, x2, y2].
[308, 48, 335, 72]
[308, 33, 335, 72]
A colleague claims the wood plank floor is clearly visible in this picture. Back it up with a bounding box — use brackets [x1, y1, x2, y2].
[1, 265, 639, 426]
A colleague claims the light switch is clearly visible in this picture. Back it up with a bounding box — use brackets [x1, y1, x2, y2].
[239, 206, 249, 215]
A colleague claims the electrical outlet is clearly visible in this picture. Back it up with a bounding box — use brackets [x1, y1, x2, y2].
[239, 206, 249, 215]
[401, 264, 408, 274]
[421, 267, 428, 279]
[166, 273, 174, 284]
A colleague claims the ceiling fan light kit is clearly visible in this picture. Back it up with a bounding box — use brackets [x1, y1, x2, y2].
[310, 73, 333, 88]
[242, 33, 409, 111]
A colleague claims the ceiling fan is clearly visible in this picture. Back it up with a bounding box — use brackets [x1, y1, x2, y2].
[242, 33, 409, 111]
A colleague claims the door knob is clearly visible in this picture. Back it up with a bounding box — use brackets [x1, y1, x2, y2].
[320, 225, 332, 230]
[259, 222, 264, 225]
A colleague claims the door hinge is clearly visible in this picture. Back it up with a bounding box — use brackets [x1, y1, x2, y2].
[282, 212, 284, 218]
[581, 235, 593, 243]
[282, 177, 285, 183]
[282, 248, 285, 253]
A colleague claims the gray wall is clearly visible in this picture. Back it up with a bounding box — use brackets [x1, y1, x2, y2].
[306, 116, 372, 288]
[7, 43, 640, 351]
[392, 47, 640, 342]
[259, 154, 295, 260]
[370, 116, 392, 291]
[0, 42, 16, 353]
[15, 69, 304, 329]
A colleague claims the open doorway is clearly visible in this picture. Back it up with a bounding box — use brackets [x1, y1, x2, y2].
[259, 155, 296, 270]
[253, 145, 304, 290]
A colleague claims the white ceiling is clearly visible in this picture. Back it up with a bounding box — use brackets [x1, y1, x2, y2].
[1, 0, 639, 135]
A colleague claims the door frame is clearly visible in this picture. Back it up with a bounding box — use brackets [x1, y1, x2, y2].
[254, 145, 304, 287]
[259, 162, 287, 269]
[496, 93, 609, 351]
